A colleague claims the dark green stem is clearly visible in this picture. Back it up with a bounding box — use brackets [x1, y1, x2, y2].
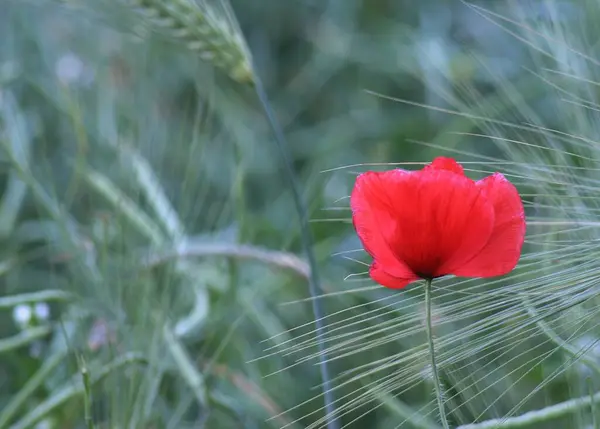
[82, 368, 94, 429]
[425, 278, 449, 429]
[78, 355, 95, 429]
[252, 77, 338, 429]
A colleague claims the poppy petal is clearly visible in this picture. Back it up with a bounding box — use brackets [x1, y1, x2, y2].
[424, 157, 466, 176]
[452, 173, 526, 278]
[351, 170, 419, 281]
[394, 169, 495, 277]
[370, 260, 419, 289]
[352, 168, 495, 280]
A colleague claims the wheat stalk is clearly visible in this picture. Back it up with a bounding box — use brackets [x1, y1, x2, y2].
[126, 0, 254, 83]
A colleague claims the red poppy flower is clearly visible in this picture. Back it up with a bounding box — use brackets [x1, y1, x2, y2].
[350, 157, 526, 289]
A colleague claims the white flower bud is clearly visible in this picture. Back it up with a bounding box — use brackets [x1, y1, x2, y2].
[34, 302, 50, 320]
[12, 304, 32, 326]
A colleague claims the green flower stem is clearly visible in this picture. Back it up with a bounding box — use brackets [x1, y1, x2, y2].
[8, 353, 147, 429]
[253, 76, 337, 429]
[425, 278, 449, 429]
[79, 357, 94, 429]
[456, 389, 600, 429]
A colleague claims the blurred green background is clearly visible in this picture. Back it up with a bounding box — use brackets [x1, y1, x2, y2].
[1, 0, 599, 428]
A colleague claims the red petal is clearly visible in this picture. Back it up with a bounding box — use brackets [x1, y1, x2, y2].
[370, 260, 419, 289]
[424, 157, 466, 176]
[351, 170, 419, 281]
[452, 173, 526, 277]
[351, 168, 495, 280]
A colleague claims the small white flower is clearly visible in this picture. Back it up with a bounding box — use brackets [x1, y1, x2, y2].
[12, 304, 32, 326]
[55, 52, 84, 85]
[34, 302, 50, 320]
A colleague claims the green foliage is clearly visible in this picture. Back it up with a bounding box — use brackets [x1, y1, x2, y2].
[1, 0, 600, 428]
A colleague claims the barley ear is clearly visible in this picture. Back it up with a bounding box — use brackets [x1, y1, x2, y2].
[128, 0, 254, 84]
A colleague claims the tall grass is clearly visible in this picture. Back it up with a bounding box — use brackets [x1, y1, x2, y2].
[2, 0, 600, 428]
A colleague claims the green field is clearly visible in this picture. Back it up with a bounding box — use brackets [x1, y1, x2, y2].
[0, 1, 599, 428]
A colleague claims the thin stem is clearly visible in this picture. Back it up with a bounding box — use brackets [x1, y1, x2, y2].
[456, 389, 600, 429]
[253, 76, 338, 429]
[0, 290, 71, 309]
[589, 378, 598, 429]
[9, 353, 147, 429]
[163, 325, 208, 408]
[79, 356, 95, 429]
[425, 278, 450, 429]
[522, 296, 600, 376]
[144, 241, 310, 279]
